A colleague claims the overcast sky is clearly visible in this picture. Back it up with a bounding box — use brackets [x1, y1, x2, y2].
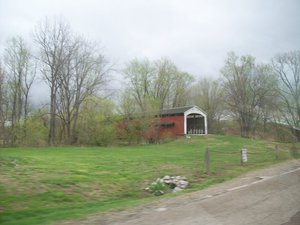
[0, 0, 299, 85]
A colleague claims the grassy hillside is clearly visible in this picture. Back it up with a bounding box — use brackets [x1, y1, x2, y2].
[0, 135, 297, 225]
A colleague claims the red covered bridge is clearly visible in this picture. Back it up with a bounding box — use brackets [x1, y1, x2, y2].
[158, 105, 208, 137]
[118, 105, 208, 141]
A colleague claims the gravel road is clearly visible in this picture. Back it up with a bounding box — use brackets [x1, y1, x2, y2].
[59, 160, 300, 225]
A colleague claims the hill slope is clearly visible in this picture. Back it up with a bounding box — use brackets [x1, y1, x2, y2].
[0, 135, 297, 225]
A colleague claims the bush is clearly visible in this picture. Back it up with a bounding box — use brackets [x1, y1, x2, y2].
[77, 118, 117, 146]
[147, 180, 168, 196]
[18, 112, 48, 146]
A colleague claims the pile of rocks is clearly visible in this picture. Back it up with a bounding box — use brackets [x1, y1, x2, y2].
[146, 175, 189, 195]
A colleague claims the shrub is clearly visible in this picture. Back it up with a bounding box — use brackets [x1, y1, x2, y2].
[147, 180, 168, 196]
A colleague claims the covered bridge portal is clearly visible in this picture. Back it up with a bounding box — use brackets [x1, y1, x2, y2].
[159, 106, 207, 137]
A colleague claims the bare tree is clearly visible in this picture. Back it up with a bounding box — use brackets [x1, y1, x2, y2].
[272, 50, 300, 140]
[57, 37, 109, 144]
[34, 17, 110, 145]
[190, 78, 223, 133]
[222, 52, 277, 138]
[123, 58, 194, 112]
[4, 36, 36, 144]
[123, 58, 156, 112]
[34, 17, 72, 145]
[0, 62, 8, 143]
[153, 59, 177, 109]
[171, 71, 194, 108]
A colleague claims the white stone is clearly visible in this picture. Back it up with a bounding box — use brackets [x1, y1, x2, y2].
[147, 175, 189, 195]
[155, 207, 167, 212]
[178, 180, 189, 189]
[181, 176, 187, 180]
[164, 179, 172, 184]
[173, 187, 183, 193]
[163, 175, 170, 180]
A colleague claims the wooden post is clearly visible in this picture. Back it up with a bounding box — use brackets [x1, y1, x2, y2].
[240, 150, 243, 166]
[241, 148, 247, 166]
[204, 148, 210, 174]
[290, 143, 297, 158]
[275, 145, 279, 160]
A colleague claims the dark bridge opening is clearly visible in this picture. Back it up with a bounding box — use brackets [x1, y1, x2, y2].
[187, 113, 205, 134]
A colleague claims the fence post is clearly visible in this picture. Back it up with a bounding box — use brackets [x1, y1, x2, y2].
[204, 148, 210, 174]
[241, 148, 247, 166]
[290, 143, 297, 158]
[275, 145, 279, 160]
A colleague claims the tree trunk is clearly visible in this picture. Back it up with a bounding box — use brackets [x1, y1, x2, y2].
[48, 87, 57, 146]
[71, 106, 79, 144]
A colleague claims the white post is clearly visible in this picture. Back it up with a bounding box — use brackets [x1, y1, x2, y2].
[241, 148, 247, 166]
[184, 113, 187, 135]
[204, 115, 208, 134]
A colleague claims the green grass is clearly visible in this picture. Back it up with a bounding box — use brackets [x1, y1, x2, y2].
[0, 135, 298, 225]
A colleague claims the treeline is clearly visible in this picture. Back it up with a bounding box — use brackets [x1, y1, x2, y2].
[120, 52, 300, 142]
[0, 18, 113, 146]
[0, 17, 299, 146]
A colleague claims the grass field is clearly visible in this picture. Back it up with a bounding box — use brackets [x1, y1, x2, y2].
[0, 135, 298, 225]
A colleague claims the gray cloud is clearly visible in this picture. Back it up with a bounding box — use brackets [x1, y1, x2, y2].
[0, 0, 299, 79]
